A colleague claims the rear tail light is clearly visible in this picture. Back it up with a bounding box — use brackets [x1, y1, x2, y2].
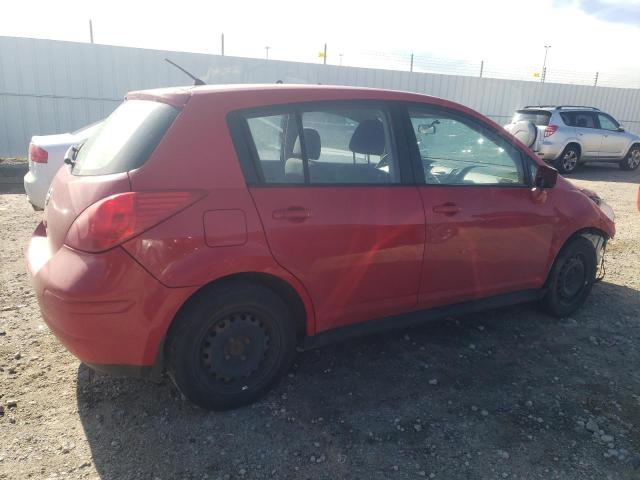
[29, 143, 48, 163]
[64, 191, 202, 253]
[544, 125, 559, 137]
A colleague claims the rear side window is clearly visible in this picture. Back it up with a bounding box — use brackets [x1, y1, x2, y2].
[512, 110, 551, 126]
[72, 100, 179, 176]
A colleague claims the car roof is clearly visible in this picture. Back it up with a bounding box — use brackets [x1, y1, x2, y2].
[126, 83, 475, 116]
[520, 105, 600, 113]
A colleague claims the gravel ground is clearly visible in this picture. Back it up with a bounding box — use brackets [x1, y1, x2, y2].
[1, 158, 639, 480]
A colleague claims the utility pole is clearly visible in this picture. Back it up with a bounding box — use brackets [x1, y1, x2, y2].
[410, 53, 414, 73]
[594, 71, 599, 87]
[541, 45, 551, 83]
[323, 43, 327, 65]
[89, 19, 94, 44]
[265, 46, 270, 60]
[221, 33, 224, 56]
[479, 60, 484, 78]
[339, 53, 343, 66]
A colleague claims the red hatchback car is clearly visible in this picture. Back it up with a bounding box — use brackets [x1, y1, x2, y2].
[27, 85, 615, 410]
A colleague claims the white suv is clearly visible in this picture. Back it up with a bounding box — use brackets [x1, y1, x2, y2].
[504, 105, 640, 174]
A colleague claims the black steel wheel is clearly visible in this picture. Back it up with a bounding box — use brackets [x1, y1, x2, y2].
[541, 236, 598, 318]
[167, 282, 297, 410]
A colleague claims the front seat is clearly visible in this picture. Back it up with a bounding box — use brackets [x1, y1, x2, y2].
[284, 128, 321, 182]
[349, 119, 385, 163]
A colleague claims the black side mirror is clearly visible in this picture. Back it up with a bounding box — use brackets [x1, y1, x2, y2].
[535, 163, 558, 189]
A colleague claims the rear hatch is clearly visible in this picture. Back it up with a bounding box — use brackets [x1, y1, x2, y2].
[44, 99, 181, 252]
[504, 109, 551, 151]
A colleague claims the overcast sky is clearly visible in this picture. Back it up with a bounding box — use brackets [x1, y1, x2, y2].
[1, 0, 639, 81]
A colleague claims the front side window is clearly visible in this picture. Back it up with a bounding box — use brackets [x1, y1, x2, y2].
[408, 108, 525, 186]
[243, 104, 399, 185]
[597, 113, 619, 131]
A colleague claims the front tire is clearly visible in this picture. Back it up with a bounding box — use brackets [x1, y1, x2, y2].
[540, 237, 597, 318]
[619, 145, 640, 171]
[166, 282, 297, 411]
[554, 145, 580, 174]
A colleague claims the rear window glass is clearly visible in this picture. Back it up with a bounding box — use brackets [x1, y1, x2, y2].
[512, 111, 551, 126]
[72, 100, 179, 176]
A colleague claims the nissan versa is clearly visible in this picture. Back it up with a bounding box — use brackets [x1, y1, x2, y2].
[26, 85, 615, 410]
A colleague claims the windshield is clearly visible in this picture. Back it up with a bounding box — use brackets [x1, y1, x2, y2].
[72, 100, 178, 176]
[512, 110, 551, 126]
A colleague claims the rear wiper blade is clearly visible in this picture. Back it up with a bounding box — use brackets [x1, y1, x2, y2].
[64, 144, 81, 167]
[164, 58, 206, 86]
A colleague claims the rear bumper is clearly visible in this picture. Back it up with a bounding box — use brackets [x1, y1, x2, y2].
[26, 222, 196, 374]
[536, 142, 563, 162]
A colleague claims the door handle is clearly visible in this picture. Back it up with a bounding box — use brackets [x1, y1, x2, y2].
[272, 206, 312, 222]
[432, 203, 461, 216]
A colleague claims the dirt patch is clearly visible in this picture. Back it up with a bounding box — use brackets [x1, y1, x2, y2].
[1, 162, 639, 480]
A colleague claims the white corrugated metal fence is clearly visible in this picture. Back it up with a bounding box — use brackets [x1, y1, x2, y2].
[1, 36, 639, 157]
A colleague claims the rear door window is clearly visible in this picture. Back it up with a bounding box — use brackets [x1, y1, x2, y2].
[301, 108, 399, 184]
[560, 112, 576, 126]
[573, 112, 597, 129]
[72, 100, 179, 176]
[241, 104, 400, 185]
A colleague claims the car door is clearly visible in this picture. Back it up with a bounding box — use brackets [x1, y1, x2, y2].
[597, 113, 627, 159]
[573, 112, 602, 160]
[404, 104, 557, 308]
[235, 102, 425, 333]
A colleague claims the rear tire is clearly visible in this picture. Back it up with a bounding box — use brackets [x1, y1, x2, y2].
[554, 145, 580, 174]
[619, 144, 640, 171]
[540, 237, 597, 318]
[166, 282, 297, 410]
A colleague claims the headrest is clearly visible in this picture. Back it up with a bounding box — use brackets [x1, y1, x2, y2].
[576, 118, 587, 127]
[293, 128, 321, 160]
[349, 119, 385, 155]
[285, 158, 304, 181]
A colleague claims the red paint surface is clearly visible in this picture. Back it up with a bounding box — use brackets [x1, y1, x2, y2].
[26, 85, 615, 369]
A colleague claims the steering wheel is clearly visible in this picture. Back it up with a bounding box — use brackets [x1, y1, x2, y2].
[375, 153, 390, 170]
[446, 165, 479, 184]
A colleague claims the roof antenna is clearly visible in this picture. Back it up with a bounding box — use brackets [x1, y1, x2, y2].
[164, 58, 206, 86]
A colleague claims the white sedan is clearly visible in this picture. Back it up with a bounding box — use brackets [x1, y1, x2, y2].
[23, 121, 102, 210]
